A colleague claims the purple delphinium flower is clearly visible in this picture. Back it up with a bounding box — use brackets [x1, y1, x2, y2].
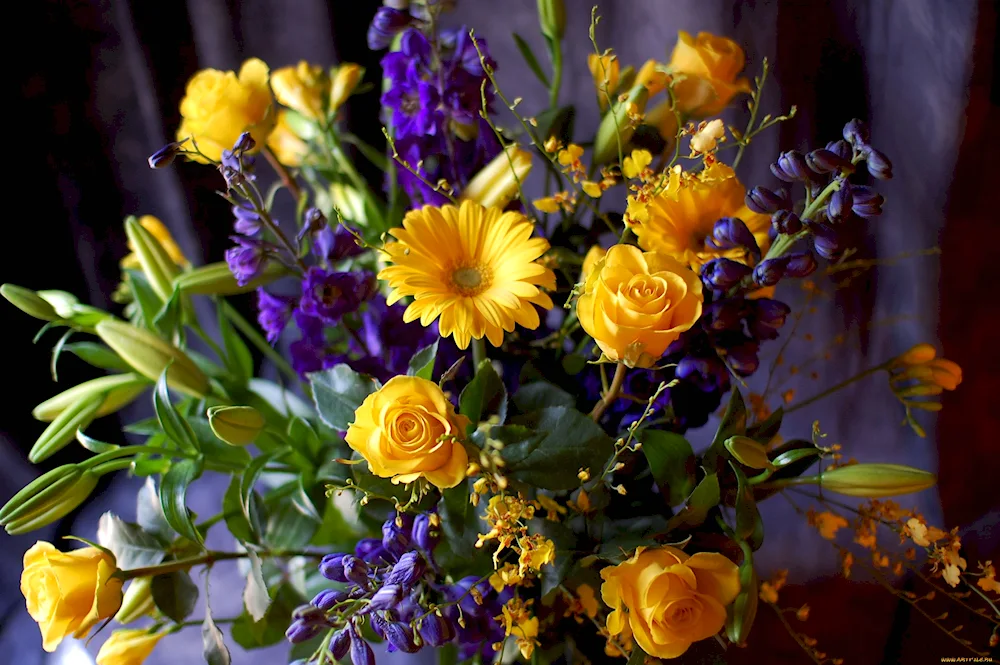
[256, 288, 295, 344]
[312, 224, 364, 264]
[232, 201, 262, 235]
[298, 267, 376, 324]
[224, 235, 269, 286]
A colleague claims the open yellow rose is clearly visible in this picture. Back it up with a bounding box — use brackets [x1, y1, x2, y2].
[345, 376, 470, 488]
[21, 541, 124, 652]
[668, 31, 751, 117]
[96, 628, 167, 665]
[601, 546, 740, 659]
[177, 58, 274, 163]
[577, 244, 703, 368]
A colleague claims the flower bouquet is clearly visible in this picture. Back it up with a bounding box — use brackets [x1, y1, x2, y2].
[3, 1, 997, 664]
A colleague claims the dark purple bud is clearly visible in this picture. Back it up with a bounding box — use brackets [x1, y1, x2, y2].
[225, 235, 269, 286]
[708, 217, 760, 260]
[319, 553, 349, 582]
[382, 517, 410, 557]
[343, 556, 370, 585]
[701, 259, 752, 291]
[367, 7, 413, 50]
[675, 356, 725, 392]
[806, 148, 852, 174]
[312, 589, 348, 611]
[411, 513, 437, 551]
[384, 621, 420, 653]
[753, 298, 791, 328]
[810, 224, 845, 261]
[355, 537, 391, 564]
[370, 612, 388, 639]
[147, 139, 187, 169]
[784, 252, 818, 278]
[843, 119, 870, 146]
[418, 613, 455, 647]
[232, 202, 262, 236]
[299, 208, 328, 240]
[827, 184, 853, 221]
[233, 131, 256, 153]
[825, 140, 852, 161]
[220, 164, 246, 189]
[865, 148, 893, 180]
[770, 150, 811, 182]
[330, 629, 351, 660]
[771, 210, 802, 234]
[369, 584, 403, 611]
[314, 225, 365, 263]
[752, 257, 787, 287]
[745, 186, 788, 214]
[850, 185, 883, 217]
[293, 603, 327, 622]
[350, 630, 376, 665]
[725, 344, 760, 376]
[285, 618, 323, 644]
[705, 299, 745, 331]
[385, 551, 426, 588]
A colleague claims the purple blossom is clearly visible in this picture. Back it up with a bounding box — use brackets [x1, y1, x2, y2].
[224, 235, 269, 286]
[298, 267, 376, 324]
[256, 289, 294, 344]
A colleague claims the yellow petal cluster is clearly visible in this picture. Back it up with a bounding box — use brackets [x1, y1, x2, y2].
[96, 628, 167, 665]
[177, 58, 274, 163]
[378, 200, 555, 349]
[577, 244, 703, 368]
[21, 542, 124, 652]
[600, 546, 740, 659]
[668, 31, 752, 117]
[270, 60, 328, 120]
[266, 109, 309, 167]
[345, 376, 470, 489]
[120, 215, 189, 270]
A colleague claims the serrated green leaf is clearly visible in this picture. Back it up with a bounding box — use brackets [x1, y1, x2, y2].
[309, 364, 378, 431]
[459, 360, 507, 428]
[640, 430, 696, 507]
[97, 512, 166, 570]
[512, 32, 550, 88]
[154, 369, 199, 455]
[159, 457, 204, 544]
[202, 605, 232, 665]
[151, 570, 199, 623]
[244, 550, 271, 622]
[407, 340, 438, 380]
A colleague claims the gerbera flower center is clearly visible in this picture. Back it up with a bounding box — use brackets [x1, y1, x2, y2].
[451, 264, 491, 296]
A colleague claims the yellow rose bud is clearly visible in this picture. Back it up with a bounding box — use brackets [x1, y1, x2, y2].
[1, 284, 60, 321]
[33, 373, 149, 422]
[266, 109, 309, 167]
[668, 31, 752, 117]
[21, 542, 124, 652]
[345, 376, 471, 489]
[601, 546, 740, 659]
[460, 145, 533, 209]
[207, 405, 266, 446]
[95, 320, 209, 398]
[592, 84, 649, 165]
[817, 463, 937, 498]
[272, 61, 328, 119]
[114, 577, 156, 625]
[1, 466, 98, 535]
[330, 63, 364, 111]
[635, 58, 668, 97]
[724, 435, 773, 470]
[120, 215, 190, 271]
[580, 245, 607, 283]
[177, 58, 274, 163]
[587, 53, 620, 110]
[173, 260, 287, 296]
[96, 628, 167, 665]
[577, 244, 703, 368]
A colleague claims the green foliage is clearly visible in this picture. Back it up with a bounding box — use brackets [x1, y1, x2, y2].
[667, 472, 720, 531]
[310, 364, 378, 431]
[159, 458, 204, 545]
[97, 512, 165, 570]
[231, 584, 303, 648]
[151, 570, 199, 623]
[512, 381, 574, 412]
[640, 430, 696, 507]
[407, 340, 438, 380]
[459, 360, 508, 427]
[512, 33, 550, 88]
[730, 462, 764, 551]
[154, 370, 200, 455]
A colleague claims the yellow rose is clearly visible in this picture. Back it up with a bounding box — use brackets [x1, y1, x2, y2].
[345, 376, 471, 488]
[96, 628, 167, 665]
[577, 245, 703, 368]
[330, 63, 364, 111]
[626, 162, 770, 271]
[177, 58, 274, 163]
[271, 60, 328, 119]
[21, 541, 124, 652]
[668, 31, 751, 117]
[120, 215, 189, 270]
[267, 109, 309, 167]
[581, 245, 607, 283]
[600, 546, 740, 659]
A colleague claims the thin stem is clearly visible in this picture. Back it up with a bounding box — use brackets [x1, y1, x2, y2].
[262, 146, 302, 201]
[784, 363, 887, 414]
[732, 61, 769, 171]
[220, 300, 298, 382]
[174, 616, 237, 628]
[765, 600, 826, 664]
[590, 362, 627, 421]
[760, 179, 843, 263]
[548, 40, 563, 110]
[122, 548, 324, 580]
[472, 338, 487, 373]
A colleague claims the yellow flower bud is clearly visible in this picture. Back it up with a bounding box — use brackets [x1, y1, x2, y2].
[635, 59, 668, 97]
[95, 320, 209, 398]
[460, 145, 533, 209]
[21, 542, 124, 652]
[668, 31, 751, 117]
[120, 216, 190, 270]
[818, 463, 936, 498]
[29, 394, 105, 463]
[173, 260, 287, 296]
[114, 577, 156, 625]
[1, 284, 60, 321]
[32, 373, 149, 422]
[330, 63, 364, 111]
[207, 405, 267, 446]
[592, 84, 649, 165]
[272, 61, 329, 120]
[724, 436, 773, 470]
[96, 628, 167, 665]
[1, 466, 98, 535]
[894, 343, 937, 367]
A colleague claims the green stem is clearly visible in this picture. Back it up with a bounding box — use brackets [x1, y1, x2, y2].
[471, 338, 487, 372]
[590, 362, 627, 421]
[326, 130, 384, 226]
[262, 146, 303, 201]
[784, 363, 887, 414]
[761, 179, 843, 263]
[123, 548, 323, 580]
[548, 40, 563, 109]
[220, 300, 298, 382]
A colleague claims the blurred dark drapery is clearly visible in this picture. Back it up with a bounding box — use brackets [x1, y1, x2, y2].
[2, 1, 997, 663]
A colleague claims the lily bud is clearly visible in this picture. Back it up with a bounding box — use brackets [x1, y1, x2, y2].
[115, 576, 156, 624]
[593, 84, 649, 165]
[725, 436, 774, 470]
[330, 63, 364, 111]
[29, 393, 104, 463]
[95, 319, 209, 398]
[894, 343, 937, 367]
[124, 216, 181, 302]
[1, 284, 60, 321]
[537, 0, 566, 40]
[0, 466, 98, 534]
[36, 290, 112, 328]
[818, 463, 936, 498]
[330, 183, 368, 226]
[460, 145, 533, 209]
[32, 373, 149, 422]
[173, 260, 286, 296]
[207, 405, 266, 446]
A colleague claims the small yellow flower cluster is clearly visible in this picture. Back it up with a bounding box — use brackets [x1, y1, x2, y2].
[806, 509, 849, 540]
[497, 597, 540, 659]
[532, 138, 617, 213]
[689, 118, 727, 156]
[559, 584, 599, 624]
[759, 568, 787, 604]
[888, 343, 963, 436]
[475, 493, 557, 591]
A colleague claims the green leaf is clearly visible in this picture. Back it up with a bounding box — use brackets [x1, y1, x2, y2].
[747, 406, 783, 445]
[154, 369, 200, 455]
[730, 462, 764, 550]
[76, 428, 120, 454]
[534, 105, 576, 145]
[136, 477, 174, 541]
[265, 499, 318, 550]
[63, 341, 131, 372]
[512, 381, 574, 413]
[202, 605, 232, 665]
[500, 407, 614, 490]
[512, 32, 550, 88]
[640, 430, 696, 507]
[223, 475, 264, 544]
[125, 270, 163, 330]
[286, 416, 323, 465]
[159, 457, 204, 545]
[626, 644, 647, 665]
[187, 417, 253, 468]
[151, 570, 199, 623]
[726, 548, 758, 646]
[96, 512, 166, 570]
[217, 301, 254, 383]
[243, 550, 271, 622]
[667, 472, 720, 530]
[240, 452, 277, 541]
[705, 385, 748, 471]
[309, 364, 378, 431]
[438, 482, 477, 560]
[152, 287, 184, 341]
[407, 340, 438, 380]
[231, 584, 302, 648]
[459, 360, 507, 428]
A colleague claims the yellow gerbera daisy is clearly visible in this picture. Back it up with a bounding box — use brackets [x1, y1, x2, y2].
[625, 162, 769, 270]
[378, 200, 556, 349]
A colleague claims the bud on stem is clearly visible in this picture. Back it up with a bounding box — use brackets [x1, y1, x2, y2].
[32, 373, 149, 422]
[460, 145, 533, 209]
[125, 216, 181, 302]
[0, 465, 99, 534]
[95, 319, 209, 398]
[762, 463, 936, 498]
[29, 393, 104, 463]
[1, 284, 60, 321]
[593, 84, 649, 165]
[172, 261, 286, 296]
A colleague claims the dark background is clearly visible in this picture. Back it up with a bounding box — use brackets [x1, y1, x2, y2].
[2, 1, 998, 663]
